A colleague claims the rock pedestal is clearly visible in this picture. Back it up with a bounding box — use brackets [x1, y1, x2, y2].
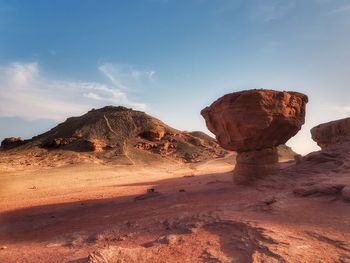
[201, 89, 308, 184]
[234, 148, 279, 184]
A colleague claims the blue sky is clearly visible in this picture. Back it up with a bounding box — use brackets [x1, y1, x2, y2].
[0, 0, 350, 154]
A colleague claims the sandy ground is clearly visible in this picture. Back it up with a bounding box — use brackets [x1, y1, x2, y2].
[0, 154, 350, 262]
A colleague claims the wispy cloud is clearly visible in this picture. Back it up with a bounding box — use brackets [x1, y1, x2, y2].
[99, 64, 156, 91]
[0, 62, 149, 121]
[332, 4, 350, 14]
[252, 0, 295, 22]
[330, 105, 350, 116]
[147, 70, 156, 81]
[261, 40, 282, 54]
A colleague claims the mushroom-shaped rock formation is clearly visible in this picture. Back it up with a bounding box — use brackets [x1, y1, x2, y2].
[201, 89, 308, 184]
[311, 117, 350, 150]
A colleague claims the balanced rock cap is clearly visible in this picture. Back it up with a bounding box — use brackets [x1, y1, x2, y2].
[201, 89, 308, 152]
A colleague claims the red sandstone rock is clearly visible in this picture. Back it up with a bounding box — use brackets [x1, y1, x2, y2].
[201, 89, 308, 152]
[233, 148, 279, 184]
[311, 117, 350, 149]
[201, 89, 308, 183]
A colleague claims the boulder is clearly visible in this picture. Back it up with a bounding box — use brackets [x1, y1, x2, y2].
[311, 117, 350, 149]
[1, 137, 24, 149]
[201, 89, 308, 183]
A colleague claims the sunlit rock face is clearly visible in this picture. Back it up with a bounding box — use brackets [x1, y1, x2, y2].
[311, 117, 350, 150]
[201, 89, 308, 184]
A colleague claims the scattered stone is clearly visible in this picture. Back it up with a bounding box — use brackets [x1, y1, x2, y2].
[28, 186, 37, 190]
[201, 89, 308, 184]
[116, 235, 127, 241]
[0, 246, 7, 250]
[263, 196, 277, 205]
[157, 234, 180, 245]
[88, 246, 150, 263]
[134, 191, 161, 201]
[200, 248, 229, 263]
[206, 180, 222, 184]
[147, 188, 157, 193]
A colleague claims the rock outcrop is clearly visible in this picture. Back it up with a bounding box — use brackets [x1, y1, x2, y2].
[0, 137, 24, 150]
[201, 89, 308, 183]
[311, 117, 350, 149]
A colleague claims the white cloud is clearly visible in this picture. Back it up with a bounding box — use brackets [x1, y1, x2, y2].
[252, 0, 295, 22]
[147, 71, 156, 81]
[98, 64, 156, 90]
[0, 62, 148, 121]
[261, 41, 282, 54]
[98, 64, 127, 90]
[332, 4, 350, 14]
[83, 92, 105, 101]
[329, 105, 350, 117]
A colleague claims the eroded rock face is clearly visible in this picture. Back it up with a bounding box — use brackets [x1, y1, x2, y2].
[234, 148, 279, 184]
[311, 117, 350, 149]
[201, 89, 308, 152]
[42, 137, 77, 148]
[1, 137, 24, 149]
[85, 140, 110, 152]
[201, 89, 308, 183]
[138, 128, 165, 141]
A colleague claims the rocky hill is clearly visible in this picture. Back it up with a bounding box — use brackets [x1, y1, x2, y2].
[0, 106, 228, 168]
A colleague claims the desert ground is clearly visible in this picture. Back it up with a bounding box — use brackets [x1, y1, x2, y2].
[1, 148, 350, 263]
[1, 104, 350, 263]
